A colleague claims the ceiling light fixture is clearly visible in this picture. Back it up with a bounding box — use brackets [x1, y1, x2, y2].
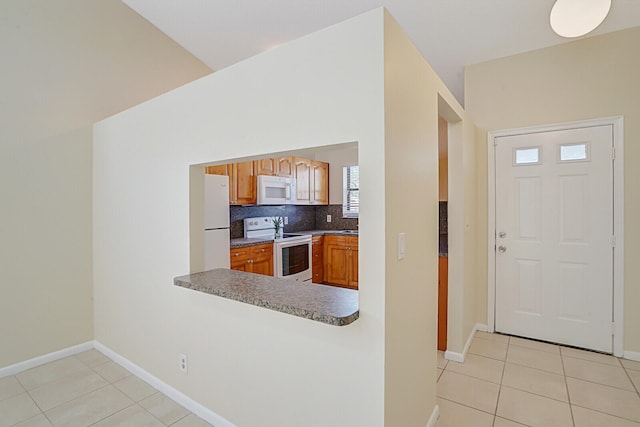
[550, 0, 612, 38]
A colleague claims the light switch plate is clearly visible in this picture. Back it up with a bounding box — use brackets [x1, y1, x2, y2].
[398, 232, 406, 260]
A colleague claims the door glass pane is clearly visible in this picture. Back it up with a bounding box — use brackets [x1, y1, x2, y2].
[560, 143, 588, 161]
[515, 147, 540, 165]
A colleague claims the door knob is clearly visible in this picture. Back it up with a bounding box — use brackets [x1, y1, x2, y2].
[498, 231, 507, 239]
[498, 245, 507, 253]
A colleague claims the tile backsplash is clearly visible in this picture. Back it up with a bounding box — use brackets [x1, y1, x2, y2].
[439, 201, 448, 234]
[229, 204, 357, 238]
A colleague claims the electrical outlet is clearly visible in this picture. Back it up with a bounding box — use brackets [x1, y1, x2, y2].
[327, 215, 332, 223]
[178, 353, 188, 373]
[284, 216, 288, 225]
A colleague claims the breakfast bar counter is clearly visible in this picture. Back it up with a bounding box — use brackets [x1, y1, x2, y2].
[174, 268, 359, 326]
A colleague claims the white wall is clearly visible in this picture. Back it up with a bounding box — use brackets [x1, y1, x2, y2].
[0, 127, 94, 368]
[314, 144, 358, 205]
[94, 10, 386, 426]
[466, 26, 640, 354]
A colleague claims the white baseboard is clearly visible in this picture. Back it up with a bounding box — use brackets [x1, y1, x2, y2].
[444, 324, 479, 363]
[475, 323, 488, 333]
[426, 404, 439, 427]
[624, 351, 640, 362]
[0, 341, 93, 379]
[94, 341, 235, 427]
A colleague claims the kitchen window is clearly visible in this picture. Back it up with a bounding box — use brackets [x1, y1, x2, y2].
[343, 165, 359, 218]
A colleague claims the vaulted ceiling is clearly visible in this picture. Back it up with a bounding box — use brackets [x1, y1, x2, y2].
[3, 1, 640, 147]
[123, 0, 640, 105]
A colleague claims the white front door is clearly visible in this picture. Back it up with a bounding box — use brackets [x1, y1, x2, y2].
[495, 125, 614, 353]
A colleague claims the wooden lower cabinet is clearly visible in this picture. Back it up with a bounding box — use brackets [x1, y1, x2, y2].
[323, 235, 358, 289]
[312, 235, 324, 284]
[438, 256, 448, 351]
[230, 244, 273, 276]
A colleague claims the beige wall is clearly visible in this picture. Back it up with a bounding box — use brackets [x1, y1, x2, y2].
[382, 12, 478, 423]
[0, 127, 94, 368]
[466, 26, 640, 353]
[0, 0, 212, 370]
[94, 10, 386, 426]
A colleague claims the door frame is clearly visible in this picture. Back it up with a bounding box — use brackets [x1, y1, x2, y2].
[487, 117, 624, 356]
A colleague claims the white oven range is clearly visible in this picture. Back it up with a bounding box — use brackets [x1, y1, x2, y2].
[243, 216, 312, 282]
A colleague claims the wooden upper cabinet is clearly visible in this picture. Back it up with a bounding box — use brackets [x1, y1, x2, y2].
[275, 156, 294, 178]
[254, 158, 278, 176]
[232, 161, 256, 205]
[205, 164, 231, 176]
[294, 157, 328, 205]
[294, 157, 312, 204]
[311, 160, 329, 204]
[207, 156, 323, 206]
[254, 156, 295, 178]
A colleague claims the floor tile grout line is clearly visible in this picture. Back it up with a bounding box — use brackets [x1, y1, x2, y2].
[570, 401, 640, 424]
[498, 384, 571, 406]
[169, 412, 192, 426]
[566, 374, 640, 394]
[0, 376, 26, 404]
[500, 359, 563, 376]
[85, 400, 139, 426]
[621, 365, 640, 397]
[493, 337, 508, 420]
[560, 352, 624, 368]
[558, 343, 576, 427]
[436, 396, 497, 418]
[39, 382, 115, 416]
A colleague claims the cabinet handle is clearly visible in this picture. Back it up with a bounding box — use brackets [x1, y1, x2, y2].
[234, 253, 240, 257]
[261, 248, 265, 252]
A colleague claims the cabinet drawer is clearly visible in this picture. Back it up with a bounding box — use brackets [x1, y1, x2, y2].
[250, 244, 273, 256]
[230, 248, 250, 259]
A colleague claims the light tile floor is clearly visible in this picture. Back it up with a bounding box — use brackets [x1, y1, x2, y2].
[437, 332, 640, 427]
[0, 350, 213, 427]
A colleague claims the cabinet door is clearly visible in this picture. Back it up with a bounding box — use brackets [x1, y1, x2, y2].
[254, 158, 277, 176]
[205, 164, 230, 175]
[294, 157, 311, 204]
[249, 244, 273, 276]
[324, 240, 349, 286]
[275, 156, 294, 178]
[348, 245, 358, 289]
[250, 255, 273, 276]
[312, 236, 324, 284]
[230, 248, 249, 271]
[311, 161, 329, 205]
[438, 256, 448, 351]
[233, 161, 256, 205]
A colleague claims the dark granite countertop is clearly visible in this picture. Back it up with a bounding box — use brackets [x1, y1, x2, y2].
[174, 269, 359, 326]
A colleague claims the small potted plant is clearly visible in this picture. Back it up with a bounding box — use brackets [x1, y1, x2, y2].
[272, 217, 283, 239]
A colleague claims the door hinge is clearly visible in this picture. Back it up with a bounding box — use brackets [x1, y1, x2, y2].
[611, 322, 616, 336]
[612, 235, 617, 248]
[612, 145, 616, 160]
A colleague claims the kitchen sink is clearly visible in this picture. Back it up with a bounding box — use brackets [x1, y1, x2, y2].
[336, 230, 358, 235]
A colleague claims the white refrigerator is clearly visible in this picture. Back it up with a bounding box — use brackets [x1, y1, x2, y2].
[204, 174, 231, 270]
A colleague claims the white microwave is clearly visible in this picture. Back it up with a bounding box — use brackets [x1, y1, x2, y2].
[257, 175, 296, 205]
